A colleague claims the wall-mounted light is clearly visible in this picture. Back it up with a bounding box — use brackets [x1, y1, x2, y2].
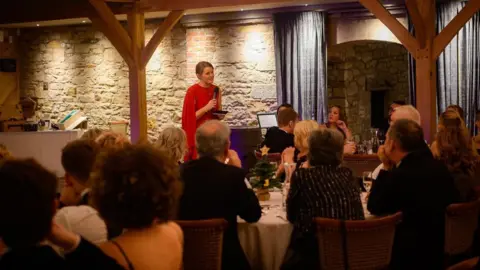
[241, 8, 244, 11]
[305, 4, 308, 6]
[82, 20, 86, 23]
[36, 24, 40, 27]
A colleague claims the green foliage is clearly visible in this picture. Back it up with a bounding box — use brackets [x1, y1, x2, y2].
[249, 157, 282, 189]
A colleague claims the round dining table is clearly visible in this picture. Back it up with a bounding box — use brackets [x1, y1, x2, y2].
[238, 191, 373, 270]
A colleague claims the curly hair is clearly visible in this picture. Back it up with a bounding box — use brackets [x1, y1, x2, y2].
[95, 132, 130, 150]
[294, 120, 320, 153]
[436, 110, 475, 175]
[81, 128, 104, 141]
[156, 126, 187, 162]
[90, 144, 182, 229]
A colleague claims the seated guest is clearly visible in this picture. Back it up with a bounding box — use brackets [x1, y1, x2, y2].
[281, 120, 320, 171]
[56, 139, 107, 244]
[283, 128, 364, 270]
[95, 132, 130, 150]
[156, 126, 187, 164]
[179, 120, 261, 270]
[379, 100, 406, 136]
[325, 105, 352, 141]
[368, 119, 458, 270]
[260, 108, 298, 153]
[277, 103, 293, 115]
[431, 110, 476, 201]
[447, 104, 465, 121]
[372, 105, 421, 179]
[0, 159, 125, 269]
[81, 128, 104, 141]
[90, 144, 183, 269]
[58, 139, 99, 207]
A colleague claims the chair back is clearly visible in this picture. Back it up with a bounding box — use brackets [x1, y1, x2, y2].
[445, 199, 480, 256]
[176, 219, 228, 270]
[254, 150, 281, 163]
[315, 212, 402, 270]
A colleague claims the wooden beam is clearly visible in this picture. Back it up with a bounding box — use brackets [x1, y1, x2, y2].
[141, 10, 184, 68]
[405, 0, 426, 48]
[127, 8, 148, 142]
[433, 0, 480, 59]
[105, 0, 135, 2]
[414, 0, 436, 142]
[88, 0, 135, 66]
[358, 0, 419, 55]
[143, 0, 294, 11]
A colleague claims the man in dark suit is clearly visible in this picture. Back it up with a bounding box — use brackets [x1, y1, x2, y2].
[260, 108, 298, 154]
[179, 120, 262, 270]
[368, 119, 459, 270]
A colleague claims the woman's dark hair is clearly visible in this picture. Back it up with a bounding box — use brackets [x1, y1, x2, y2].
[195, 61, 214, 75]
[0, 159, 57, 248]
[329, 105, 347, 125]
[90, 144, 182, 229]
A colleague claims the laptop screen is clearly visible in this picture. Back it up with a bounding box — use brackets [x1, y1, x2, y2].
[257, 113, 277, 129]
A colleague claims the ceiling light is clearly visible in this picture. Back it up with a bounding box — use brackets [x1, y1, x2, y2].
[241, 8, 244, 11]
[36, 24, 40, 27]
[82, 20, 86, 23]
[305, 4, 308, 6]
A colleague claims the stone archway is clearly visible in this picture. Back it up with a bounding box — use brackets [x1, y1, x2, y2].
[327, 40, 409, 141]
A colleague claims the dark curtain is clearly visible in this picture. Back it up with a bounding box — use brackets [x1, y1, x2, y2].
[274, 11, 327, 122]
[437, 1, 480, 133]
[407, 16, 417, 106]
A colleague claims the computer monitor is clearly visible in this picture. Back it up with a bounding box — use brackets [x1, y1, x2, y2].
[257, 112, 277, 129]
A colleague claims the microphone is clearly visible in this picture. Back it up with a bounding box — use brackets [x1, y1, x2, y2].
[213, 87, 219, 100]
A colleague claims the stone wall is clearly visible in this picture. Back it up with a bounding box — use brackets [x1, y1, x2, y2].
[19, 19, 276, 140]
[327, 40, 409, 140]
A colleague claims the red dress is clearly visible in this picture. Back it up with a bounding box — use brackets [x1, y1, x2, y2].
[182, 84, 219, 161]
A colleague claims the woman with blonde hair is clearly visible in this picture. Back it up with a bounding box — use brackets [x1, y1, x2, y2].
[431, 110, 476, 201]
[156, 126, 187, 164]
[95, 132, 130, 150]
[283, 120, 320, 170]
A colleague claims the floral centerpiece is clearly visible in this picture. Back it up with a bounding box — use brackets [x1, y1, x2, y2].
[249, 146, 282, 201]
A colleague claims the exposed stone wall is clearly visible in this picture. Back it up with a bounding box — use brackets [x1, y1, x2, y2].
[19, 19, 276, 140]
[327, 40, 409, 140]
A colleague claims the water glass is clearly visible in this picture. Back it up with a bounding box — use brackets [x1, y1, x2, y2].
[362, 171, 373, 193]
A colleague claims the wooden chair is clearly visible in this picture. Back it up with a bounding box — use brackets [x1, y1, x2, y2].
[315, 212, 402, 270]
[254, 150, 281, 163]
[445, 200, 480, 261]
[176, 219, 228, 270]
[447, 257, 479, 270]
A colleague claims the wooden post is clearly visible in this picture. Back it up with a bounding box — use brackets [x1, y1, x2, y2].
[412, 0, 437, 142]
[87, 0, 183, 143]
[127, 8, 147, 142]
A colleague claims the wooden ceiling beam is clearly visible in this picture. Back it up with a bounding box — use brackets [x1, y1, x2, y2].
[141, 10, 184, 68]
[88, 0, 135, 67]
[405, 0, 426, 48]
[433, 0, 480, 59]
[358, 0, 419, 55]
[142, 0, 295, 11]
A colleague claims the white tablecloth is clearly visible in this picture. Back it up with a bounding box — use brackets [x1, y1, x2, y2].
[238, 192, 373, 270]
[0, 130, 84, 177]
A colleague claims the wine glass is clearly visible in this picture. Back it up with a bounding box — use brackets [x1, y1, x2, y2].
[362, 171, 373, 193]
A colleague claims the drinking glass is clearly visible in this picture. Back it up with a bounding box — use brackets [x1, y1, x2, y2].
[362, 171, 373, 193]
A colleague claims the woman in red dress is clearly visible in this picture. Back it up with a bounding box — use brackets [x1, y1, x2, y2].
[182, 61, 223, 161]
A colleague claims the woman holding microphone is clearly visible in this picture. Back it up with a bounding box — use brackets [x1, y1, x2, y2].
[182, 61, 223, 161]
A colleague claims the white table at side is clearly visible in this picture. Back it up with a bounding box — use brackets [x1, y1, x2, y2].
[238, 191, 373, 270]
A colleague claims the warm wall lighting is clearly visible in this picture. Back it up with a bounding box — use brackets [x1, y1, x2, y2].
[305, 4, 308, 6]
[241, 8, 244, 11]
[36, 24, 40, 27]
[82, 20, 86, 23]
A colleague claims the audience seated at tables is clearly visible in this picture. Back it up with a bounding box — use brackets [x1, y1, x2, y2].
[0, 158, 125, 269]
[89, 144, 183, 270]
[372, 105, 421, 179]
[179, 120, 261, 270]
[156, 126, 187, 164]
[431, 110, 477, 201]
[368, 119, 459, 270]
[81, 128, 105, 141]
[283, 128, 364, 270]
[260, 108, 297, 154]
[55, 139, 107, 245]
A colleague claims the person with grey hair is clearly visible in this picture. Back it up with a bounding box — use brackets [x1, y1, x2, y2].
[179, 120, 261, 270]
[282, 128, 364, 270]
[368, 119, 458, 270]
[156, 126, 187, 164]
